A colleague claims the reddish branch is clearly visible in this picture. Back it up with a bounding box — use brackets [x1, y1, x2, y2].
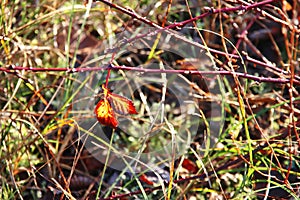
[1, 64, 299, 85]
[96, 0, 278, 29]
[92, 0, 296, 81]
[1, 1, 295, 86]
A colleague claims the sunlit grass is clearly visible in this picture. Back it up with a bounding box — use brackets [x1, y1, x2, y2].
[1, 0, 299, 199]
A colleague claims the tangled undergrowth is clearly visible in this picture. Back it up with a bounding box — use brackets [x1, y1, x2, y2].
[0, 0, 299, 199]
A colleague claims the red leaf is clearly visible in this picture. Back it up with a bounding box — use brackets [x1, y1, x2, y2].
[94, 98, 118, 128]
[107, 92, 138, 115]
[139, 174, 154, 185]
[182, 158, 198, 173]
[94, 85, 138, 128]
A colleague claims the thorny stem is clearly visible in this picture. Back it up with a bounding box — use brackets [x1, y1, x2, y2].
[96, 0, 279, 30]
[2, 65, 300, 85]
[94, 0, 292, 78]
[2, 1, 295, 88]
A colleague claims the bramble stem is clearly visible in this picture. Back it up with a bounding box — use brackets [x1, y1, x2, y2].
[3, 64, 299, 85]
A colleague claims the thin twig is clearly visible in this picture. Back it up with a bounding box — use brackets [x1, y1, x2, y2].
[94, 0, 289, 77]
[2, 65, 299, 85]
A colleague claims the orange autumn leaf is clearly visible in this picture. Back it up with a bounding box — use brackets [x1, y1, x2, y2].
[94, 85, 138, 128]
[107, 92, 138, 115]
[94, 98, 118, 128]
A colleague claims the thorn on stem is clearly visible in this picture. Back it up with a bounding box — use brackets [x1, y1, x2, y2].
[203, 7, 215, 13]
[107, 63, 115, 70]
